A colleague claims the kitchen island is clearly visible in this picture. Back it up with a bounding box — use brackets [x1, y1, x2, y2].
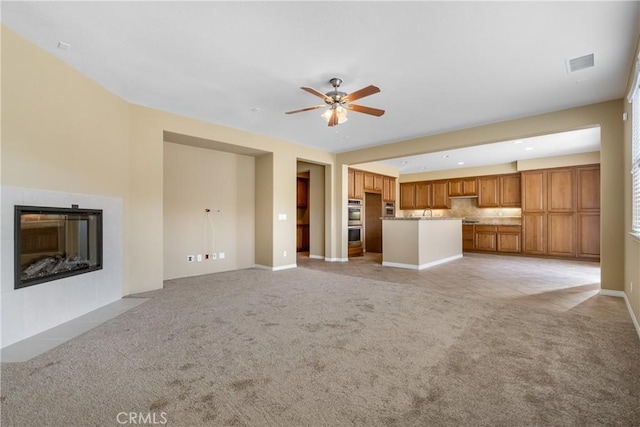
[382, 217, 463, 270]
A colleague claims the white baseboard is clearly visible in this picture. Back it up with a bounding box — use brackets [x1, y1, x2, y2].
[254, 263, 297, 271]
[382, 254, 463, 270]
[600, 289, 640, 341]
[324, 257, 348, 262]
[309, 254, 324, 260]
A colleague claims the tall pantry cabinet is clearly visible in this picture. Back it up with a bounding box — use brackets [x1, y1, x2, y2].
[521, 164, 599, 260]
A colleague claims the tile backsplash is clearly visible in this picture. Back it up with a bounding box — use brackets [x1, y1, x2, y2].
[401, 198, 522, 224]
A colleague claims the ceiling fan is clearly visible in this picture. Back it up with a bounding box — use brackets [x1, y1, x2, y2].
[285, 78, 385, 127]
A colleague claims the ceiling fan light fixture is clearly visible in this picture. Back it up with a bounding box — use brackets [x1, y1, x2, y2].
[321, 106, 348, 125]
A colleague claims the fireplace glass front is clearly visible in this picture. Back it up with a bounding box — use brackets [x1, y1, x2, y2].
[15, 205, 103, 289]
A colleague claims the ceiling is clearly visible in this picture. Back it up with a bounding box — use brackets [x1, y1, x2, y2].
[381, 126, 601, 174]
[2, 2, 638, 160]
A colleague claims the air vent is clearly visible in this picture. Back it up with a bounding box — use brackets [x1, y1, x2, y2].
[567, 54, 594, 73]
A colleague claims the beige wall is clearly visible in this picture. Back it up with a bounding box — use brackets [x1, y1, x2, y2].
[337, 101, 625, 296]
[623, 33, 640, 329]
[163, 142, 255, 280]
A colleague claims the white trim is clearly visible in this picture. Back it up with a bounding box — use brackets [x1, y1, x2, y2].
[627, 57, 640, 102]
[383, 254, 463, 270]
[324, 257, 349, 262]
[253, 264, 297, 271]
[309, 254, 325, 260]
[599, 290, 640, 341]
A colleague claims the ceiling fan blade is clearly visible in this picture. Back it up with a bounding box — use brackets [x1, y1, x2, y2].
[301, 87, 330, 100]
[285, 105, 325, 114]
[344, 85, 380, 102]
[346, 104, 385, 117]
[328, 109, 338, 127]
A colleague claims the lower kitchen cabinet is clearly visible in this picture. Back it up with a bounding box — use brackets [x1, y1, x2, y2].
[474, 225, 497, 252]
[497, 225, 521, 253]
[523, 214, 546, 255]
[462, 225, 474, 251]
[464, 224, 522, 254]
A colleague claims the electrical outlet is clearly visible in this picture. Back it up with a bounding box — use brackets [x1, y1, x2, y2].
[283, 250, 287, 257]
[197, 254, 202, 262]
[187, 255, 195, 262]
[219, 252, 225, 259]
[211, 253, 217, 260]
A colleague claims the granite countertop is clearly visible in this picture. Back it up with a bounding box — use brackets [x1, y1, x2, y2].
[382, 217, 463, 221]
[462, 217, 522, 226]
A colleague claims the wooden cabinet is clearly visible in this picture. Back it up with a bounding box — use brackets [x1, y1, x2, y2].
[547, 213, 576, 257]
[383, 176, 396, 202]
[523, 214, 546, 255]
[296, 178, 308, 208]
[578, 213, 600, 259]
[462, 225, 475, 251]
[363, 172, 383, 192]
[479, 174, 520, 207]
[500, 174, 521, 207]
[497, 225, 521, 253]
[400, 181, 433, 209]
[521, 170, 546, 213]
[475, 225, 497, 251]
[296, 224, 309, 252]
[363, 173, 375, 191]
[354, 170, 364, 199]
[347, 169, 355, 199]
[350, 168, 393, 201]
[577, 165, 600, 259]
[547, 168, 575, 212]
[400, 183, 417, 210]
[478, 176, 500, 207]
[449, 177, 477, 197]
[521, 164, 599, 260]
[577, 165, 600, 211]
[415, 182, 432, 209]
[431, 180, 450, 209]
[465, 224, 521, 254]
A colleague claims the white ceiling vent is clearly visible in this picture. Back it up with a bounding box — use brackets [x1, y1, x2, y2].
[567, 53, 594, 73]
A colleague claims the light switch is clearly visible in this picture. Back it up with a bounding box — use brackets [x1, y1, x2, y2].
[278, 213, 287, 220]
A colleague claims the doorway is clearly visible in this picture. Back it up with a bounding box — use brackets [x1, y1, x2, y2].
[365, 193, 382, 253]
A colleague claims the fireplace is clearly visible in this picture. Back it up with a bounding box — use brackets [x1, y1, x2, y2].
[15, 205, 103, 289]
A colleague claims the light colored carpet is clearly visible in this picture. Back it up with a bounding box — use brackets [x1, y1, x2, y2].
[1, 256, 639, 426]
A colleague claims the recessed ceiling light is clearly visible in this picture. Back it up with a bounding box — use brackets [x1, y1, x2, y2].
[401, 161, 408, 165]
[419, 167, 425, 170]
[441, 155, 449, 159]
[57, 41, 71, 50]
[457, 161, 465, 166]
[525, 147, 534, 151]
[513, 140, 523, 144]
[250, 107, 260, 112]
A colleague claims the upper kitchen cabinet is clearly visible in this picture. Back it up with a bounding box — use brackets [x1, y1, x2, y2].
[400, 182, 417, 210]
[449, 177, 477, 197]
[477, 176, 500, 207]
[383, 176, 396, 202]
[353, 170, 364, 199]
[400, 181, 432, 209]
[431, 180, 450, 209]
[500, 174, 521, 207]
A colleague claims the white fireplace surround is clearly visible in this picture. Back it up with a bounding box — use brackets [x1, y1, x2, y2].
[1, 186, 123, 348]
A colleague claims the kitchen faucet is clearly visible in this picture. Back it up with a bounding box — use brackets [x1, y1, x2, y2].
[422, 208, 433, 217]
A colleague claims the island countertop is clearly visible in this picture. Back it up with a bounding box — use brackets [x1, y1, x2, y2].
[381, 217, 463, 220]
